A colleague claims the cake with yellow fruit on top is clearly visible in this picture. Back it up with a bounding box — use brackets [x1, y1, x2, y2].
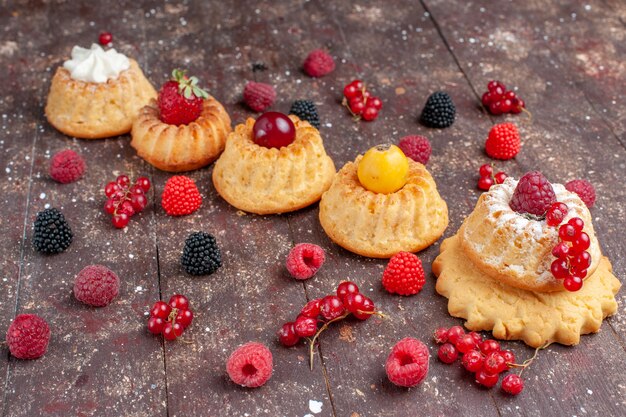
[319, 144, 448, 258]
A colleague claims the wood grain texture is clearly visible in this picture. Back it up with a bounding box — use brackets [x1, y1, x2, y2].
[0, 0, 624, 416]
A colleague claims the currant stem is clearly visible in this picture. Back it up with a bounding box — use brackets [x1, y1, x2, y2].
[309, 312, 351, 370]
[521, 107, 533, 123]
[508, 343, 549, 377]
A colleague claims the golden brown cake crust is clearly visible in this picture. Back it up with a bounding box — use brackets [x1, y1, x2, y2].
[433, 234, 620, 348]
[318, 157, 448, 258]
[45, 59, 157, 139]
[130, 97, 232, 172]
[212, 115, 336, 214]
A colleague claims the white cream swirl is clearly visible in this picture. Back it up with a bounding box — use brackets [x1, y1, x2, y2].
[63, 44, 130, 83]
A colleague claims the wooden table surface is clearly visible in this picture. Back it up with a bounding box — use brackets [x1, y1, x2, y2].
[1, 1, 625, 416]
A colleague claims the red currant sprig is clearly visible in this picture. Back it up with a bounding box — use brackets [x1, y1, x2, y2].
[481, 80, 526, 115]
[342, 79, 382, 122]
[477, 163, 508, 191]
[277, 280, 384, 369]
[98, 32, 113, 46]
[550, 216, 591, 292]
[104, 174, 151, 228]
[147, 294, 194, 341]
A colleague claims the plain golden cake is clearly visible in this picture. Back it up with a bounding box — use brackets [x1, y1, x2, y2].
[212, 114, 335, 214]
[45, 44, 156, 139]
[319, 150, 448, 258]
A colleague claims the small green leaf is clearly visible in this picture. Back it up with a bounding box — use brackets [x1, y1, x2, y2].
[183, 87, 193, 99]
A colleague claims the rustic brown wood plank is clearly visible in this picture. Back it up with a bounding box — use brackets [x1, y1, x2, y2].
[140, 2, 333, 416]
[422, 0, 626, 415]
[1, 2, 167, 416]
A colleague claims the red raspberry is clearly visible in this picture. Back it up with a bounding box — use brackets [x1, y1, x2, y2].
[565, 179, 596, 208]
[73, 265, 120, 307]
[161, 175, 202, 216]
[226, 342, 273, 388]
[6, 314, 50, 359]
[509, 171, 556, 216]
[397, 135, 432, 165]
[49, 149, 86, 184]
[382, 252, 425, 296]
[285, 243, 325, 280]
[243, 81, 276, 112]
[302, 49, 335, 77]
[485, 123, 521, 160]
[385, 337, 430, 387]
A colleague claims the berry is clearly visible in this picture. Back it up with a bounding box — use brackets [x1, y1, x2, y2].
[104, 199, 116, 214]
[116, 174, 130, 187]
[32, 208, 73, 254]
[351, 296, 375, 320]
[161, 175, 202, 216]
[483, 351, 507, 375]
[175, 309, 193, 329]
[147, 317, 166, 335]
[551, 259, 570, 279]
[572, 232, 590, 252]
[73, 265, 120, 307]
[349, 97, 365, 115]
[475, 368, 499, 388]
[462, 350, 485, 372]
[98, 32, 112, 46]
[469, 332, 483, 344]
[368, 97, 383, 110]
[509, 171, 556, 216]
[479, 164, 493, 177]
[320, 295, 345, 320]
[397, 135, 432, 165]
[181, 231, 222, 275]
[343, 293, 367, 314]
[568, 217, 585, 232]
[112, 213, 129, 229]
[150, 301, 172, 320]
[420, 91, 456, 128]
[163, 322, 184, 341]
[343, 84, 359, 99]
[130, 193, 148, 212]
[564, 275, 583, 292]
[487, 80, 506, 94]
[278, 322, 300, 347]
[546, 202, 569, 226]
[385, 338, 430, 387]
[479, 339, 500, 355]
[501, 350, 515, 365]
[565, 179, 596, 208]
[294, 315, 318, 338]
[336, 281, 359, 302]
[158, 69, 209, 125]
[558, 224, 577, 242]
[169, 294, 189, 311]
[494, 172, 508, 184]
[226, 342, 273, 388]
[289, 100, 320, 128]
[105, 182, 120, 197]
[501, 374, 524, 395]
[478, 176, 494, 191]
[300, 299, 322, 318]
[358, 144, 409, 194]
[382, 251, 425, 296]
[362, 106, 379, 121]
[455, 334, 477, 354]
[6, 314, 50, 360]
[243, 81, 276, 112]
[434, 327, 449, 344]
[572, 251, 591, 270]
[49, 149, 86, 184]
[447, 326, 465, 345]
[551, 242, 570, 259]
[135, 177, 151, 192]
[485, 123, 521, 160]
[285, 243, 325, 280]
[438, 343, 458, 364]
[252, 112, 296, 149]
[302, 49, 335, 77]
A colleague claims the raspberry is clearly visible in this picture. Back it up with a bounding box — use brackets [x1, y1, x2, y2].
[73, 265, 120, 307]
[161, 175, 202, 216]
[226, 342, 273, 388]
[397, 135, 432, 165]
[49, 149, 86, 184]
[565, 179, 596, 208]
[289, 99, 320, 128]
[509, 171, 556, 216]
[32, 208, 73, 254]
[6, 314, 50, 359]
[385, 337, 430, 387]
[302, 49, 335, 78]
[285, 243, 325, 280]
[382, 252, 425, 296]
[243, 81, 276, 112]
[485, 123, 521, 160]
[419, 91, 456, 128]
[180, 232, 222, 275]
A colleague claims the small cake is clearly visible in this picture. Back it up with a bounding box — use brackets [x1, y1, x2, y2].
[319, 144, 448, 258]
[433, 172, 621, 347]
[212, 112, 335, 214]
[131, 70, 231, 172]
[45, 44, 156, 139]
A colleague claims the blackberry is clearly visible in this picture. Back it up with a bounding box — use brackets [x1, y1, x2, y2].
[419, 91, 456, 128]
[32, 208, 73, 254]
[289, 100, 320, 128]
[181, 232, 222, 275]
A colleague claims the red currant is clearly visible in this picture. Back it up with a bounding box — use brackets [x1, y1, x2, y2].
[478, 176, 494, 191]
[320, 295, 345, 320]
[500, 99, 512, 113]
[494, 172, 507, 184]
[479, 164, 493, 177]
[546, 202, 569, 227]
[481, 92, 493, 106]
[572, 232, 590, 252]
[438, 343, 458, 364]
[558, 224, 577, 242]
[300, 299, 322, 318]
[253, 112, 296, 149]
[504, 91, 516, 100]
[483, 351, 507, 375]
[116, 174, 130, 187]
[368, 97, 383, 110]
[349, 97, 365, 115]
[135, 176, 151, 192]
[501, 374, 524, 395]
[105, 182, 120, 198]
[150, 301, 172, 320]
[469, 332, 483, 345]
[175, 309, 193, 329]
[456, 334, 478, 354]
[462, 350, 485, 372]
[118, 200, 135, 217]
[362, 106, 379, 121]
[343, 84, 359, 99]
[501, 350, 515, 365]
[162, 322, 184, 341]
[551, 242, 570, 259]
[169, 294, 189, 311]
[434, 327, 449, 344]
[571, 251, 591, 270]
[147, 317, 165, 334]
[336, 281, 359, 302]
[343, 293, 366, 314]
[563, 275, 583, 292]
[350, 79, 364, 91]
[98, 31, 113, 46]
[446, 326, 465, 345]
[278, 322, 300, 347]
[550, 259, 570, 279]
[112, 213, 129, 229]
[568, 217, 584, 232]
[487, 80, 506, 93]
[131, 194, 148, 212]
[294, 315, 318, 337]
[104, 199, 116, 214]
[479, 339, 500, 355]
[352, 296, 374, 320]
[489, 101, 503, 115]
[476, 368, 499, 388]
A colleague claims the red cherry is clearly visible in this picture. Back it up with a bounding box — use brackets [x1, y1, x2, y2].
[169, 294, 189, 311]
[163, 322, 184, 341]
[112, 213, 129, 229]
[336, 281, 360, 302]
[98, 32, 113, 46]
[362, 106, 379, 121]
[150, 301, 172, 320]
[147, 317, 165, 334]
[278, 322, 300, 347]
[175, 309, 193, 329]
[252, 112, 296, 149]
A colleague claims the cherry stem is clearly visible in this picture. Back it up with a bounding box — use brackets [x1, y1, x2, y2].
[507, 343, 549, 377]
